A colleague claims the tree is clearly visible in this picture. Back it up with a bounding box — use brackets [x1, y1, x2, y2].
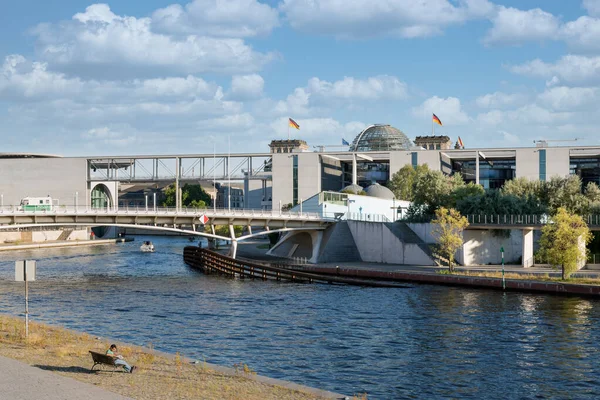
[501, 177, 545, 200]
[451, 183, 484, 207]
[432, 207, 469, 272]
[585, 182, 600, 204]
[544, 176, 587, 214]
[388, 164, 429, 201]
[538, 207, 592, 280]
[162, 184, 212, 208]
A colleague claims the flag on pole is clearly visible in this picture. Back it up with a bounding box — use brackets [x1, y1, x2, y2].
[342, 138, 350, 146]
[458, 136, 464, 148]
[432, 113, 443, 126]
[288, 118, 300, 130]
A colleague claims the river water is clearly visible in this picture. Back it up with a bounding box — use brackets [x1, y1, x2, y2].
[1, 236, 599, 399]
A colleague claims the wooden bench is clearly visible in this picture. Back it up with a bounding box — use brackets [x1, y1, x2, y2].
[89, 351, 118, 373]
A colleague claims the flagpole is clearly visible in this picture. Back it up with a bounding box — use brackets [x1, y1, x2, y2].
[432, 113, 434, 136]
[287, 120, 290, 141]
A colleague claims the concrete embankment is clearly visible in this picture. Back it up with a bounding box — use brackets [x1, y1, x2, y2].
[0, 238, 132, 252]
[295, 265, 600, 297]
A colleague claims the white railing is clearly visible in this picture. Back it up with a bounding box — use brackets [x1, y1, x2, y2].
[0, 205, 328, 220]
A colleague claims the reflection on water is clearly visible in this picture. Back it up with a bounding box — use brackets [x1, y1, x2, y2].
[1, 237, 600, 399]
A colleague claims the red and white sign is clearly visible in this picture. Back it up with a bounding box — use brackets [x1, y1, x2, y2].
[199, 215, 209, 225]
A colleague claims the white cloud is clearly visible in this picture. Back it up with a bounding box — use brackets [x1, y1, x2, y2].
[411, 96, 470, 125]
[152, 0, 279, 37]
[82, 126, 136, 147]
[510, 55, 600, 86]
[475, 91, 527, 108]
[229, 74, 264, 100]
[307, 75, 408, 100]
[201, 113, 256, 131]
[280, 0, 494, 39]
[537, 86, 598, 111]
[0, 55, 84, 98]
[274, 88, 311, 116]
[560, 16, 600, 52]
[32, 4, 276, 76]
[0, 55, 221, 102]
[583, 0, 600, 17]
[483, 6, 560, 45]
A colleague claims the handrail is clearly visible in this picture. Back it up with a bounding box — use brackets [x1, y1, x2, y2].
[0, 205, 327, 220]
[465, 214, 600, 226]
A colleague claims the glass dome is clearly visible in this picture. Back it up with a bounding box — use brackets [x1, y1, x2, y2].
[349, 124, 413, 152]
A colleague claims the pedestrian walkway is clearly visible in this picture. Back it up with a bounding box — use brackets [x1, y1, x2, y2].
[0, 355, 131, 400]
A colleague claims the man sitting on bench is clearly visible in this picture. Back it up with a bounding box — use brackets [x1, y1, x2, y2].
[107, 344, 136, 373]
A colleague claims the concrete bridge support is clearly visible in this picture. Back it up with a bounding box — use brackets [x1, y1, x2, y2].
[229, 224, 238, 259]
[522, 229, 534, 267]
[267, 230, 324, 263]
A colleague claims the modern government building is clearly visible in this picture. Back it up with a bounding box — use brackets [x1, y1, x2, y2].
[1, 124, 600, 211]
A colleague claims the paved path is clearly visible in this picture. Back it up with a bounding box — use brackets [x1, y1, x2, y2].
[0, 355, 131, 400]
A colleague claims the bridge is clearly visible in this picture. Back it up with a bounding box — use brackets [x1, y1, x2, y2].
[0, 206, 334, 258]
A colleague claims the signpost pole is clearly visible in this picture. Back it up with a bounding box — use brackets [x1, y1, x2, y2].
[25, 270, 29, 338]
[501, 247, 505, 291]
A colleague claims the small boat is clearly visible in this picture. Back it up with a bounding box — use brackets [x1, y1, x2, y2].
[140, 241, 155, 252]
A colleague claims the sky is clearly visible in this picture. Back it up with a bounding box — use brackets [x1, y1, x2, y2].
[1, 0, 600, 156]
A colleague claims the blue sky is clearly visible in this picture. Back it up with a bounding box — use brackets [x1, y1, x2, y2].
[1, 0, 600, 155]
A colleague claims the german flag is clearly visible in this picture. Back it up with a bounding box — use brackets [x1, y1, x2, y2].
[289, 118, 300, 130]
[432, 113, 442, 126]
[458, 136, 464, 148]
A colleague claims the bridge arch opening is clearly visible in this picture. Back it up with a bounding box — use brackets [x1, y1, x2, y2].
[91, 184, 112, 209]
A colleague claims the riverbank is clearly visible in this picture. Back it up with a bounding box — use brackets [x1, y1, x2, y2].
[0, 315, 347, 400]
[0, 237, 132, 252]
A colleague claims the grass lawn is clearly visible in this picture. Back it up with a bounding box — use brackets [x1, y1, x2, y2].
[0, 314, 345, 400]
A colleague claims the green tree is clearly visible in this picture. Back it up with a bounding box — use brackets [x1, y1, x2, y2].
[432, 207, 469, 272]
[388, 164, 429, 201]
[451, 183, 485, 207]
[544, 175, 588, 214]
[162, 184, 212, 208]
[501, 177, 545, 200]
[538, 207, 592, 279]
[585, 182, 600, 204]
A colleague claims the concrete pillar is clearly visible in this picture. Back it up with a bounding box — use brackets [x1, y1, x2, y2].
[522, 229, 534, 267]
[475, 151, 480, 186]
[175, 157, 180, 211]
[247, 225, 252, 235]
[309, 231, 324, 263]
[230, 240, 238, 259]
[229, 224, 237, 258]
[352, 153, 357, 185]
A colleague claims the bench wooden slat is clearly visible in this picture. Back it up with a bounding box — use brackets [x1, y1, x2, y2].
[89, 351, 117, 372]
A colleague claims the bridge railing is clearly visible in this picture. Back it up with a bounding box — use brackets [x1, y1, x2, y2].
[0, 205, 329, 220]
[467, 214, 600, 226]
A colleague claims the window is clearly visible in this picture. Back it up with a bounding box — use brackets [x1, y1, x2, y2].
[411, 152, 418, 168]
[292, 155, 299, 206]
[539, 150, 546, 181]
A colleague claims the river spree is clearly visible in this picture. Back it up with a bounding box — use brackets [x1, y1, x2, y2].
[1, 237, 599, 399]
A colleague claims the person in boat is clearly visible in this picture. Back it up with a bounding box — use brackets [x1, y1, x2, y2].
[106, 344, 135, 373]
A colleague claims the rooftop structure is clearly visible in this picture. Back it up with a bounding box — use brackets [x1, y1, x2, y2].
[269, 139, 309, 154]
[414, 135, 452, 150]
[349, 125, 413, 152]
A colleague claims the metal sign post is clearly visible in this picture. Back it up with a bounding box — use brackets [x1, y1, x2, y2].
[500, 247, 505, 291]
[15, 260, 36, 338]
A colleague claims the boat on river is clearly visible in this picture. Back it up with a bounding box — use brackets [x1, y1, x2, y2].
[140, 241, 155, 252]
